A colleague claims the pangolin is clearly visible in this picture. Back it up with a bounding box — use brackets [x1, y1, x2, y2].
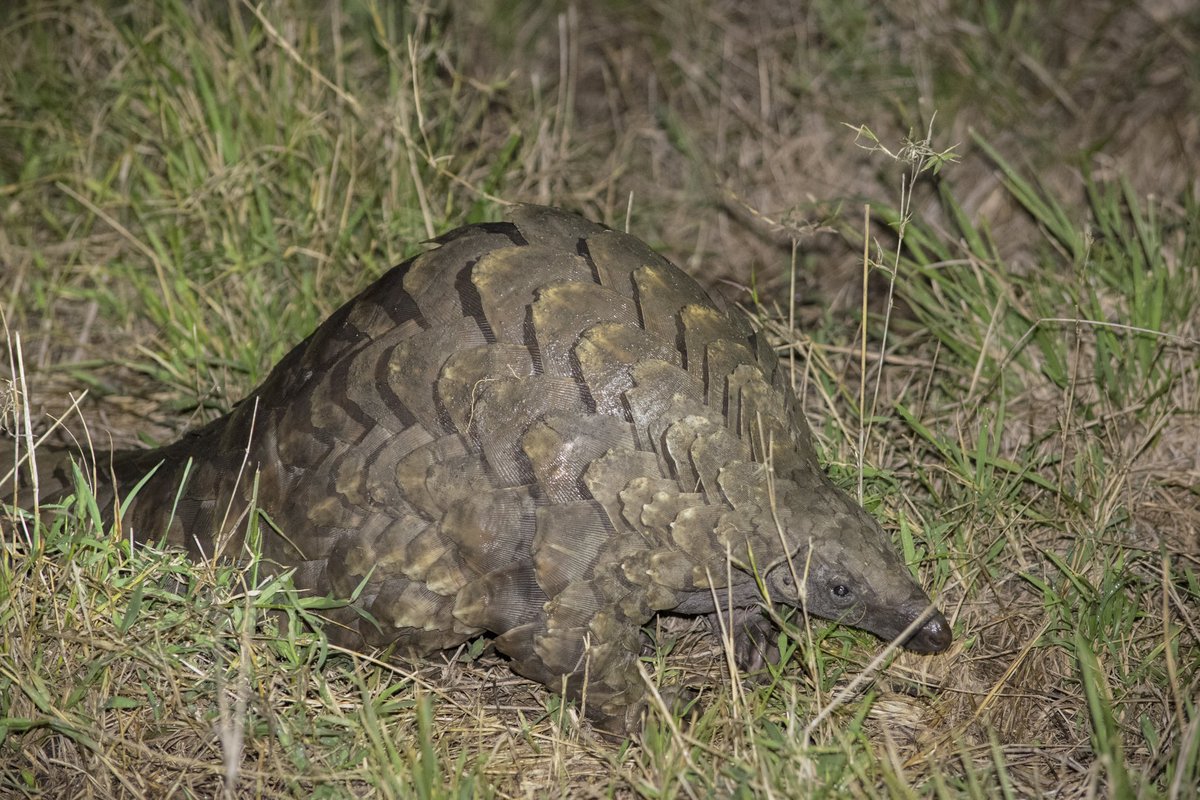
[20, 205, 951, 733]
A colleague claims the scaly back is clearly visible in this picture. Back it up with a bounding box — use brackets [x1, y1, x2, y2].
[56, 205, 947, 733]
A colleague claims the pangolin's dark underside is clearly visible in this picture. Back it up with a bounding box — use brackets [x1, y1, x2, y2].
[32, 205, 951, 733]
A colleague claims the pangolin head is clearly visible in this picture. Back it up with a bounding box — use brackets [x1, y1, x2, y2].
[757, 476, 952, 653]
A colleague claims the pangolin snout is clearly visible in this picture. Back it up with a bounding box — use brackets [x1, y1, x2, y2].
[902, 608, 953, 653]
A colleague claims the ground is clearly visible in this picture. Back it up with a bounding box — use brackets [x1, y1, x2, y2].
[1, 1, 1198, 797]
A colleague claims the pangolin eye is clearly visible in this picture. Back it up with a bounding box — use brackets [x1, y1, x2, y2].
[831, 584, 852, 599]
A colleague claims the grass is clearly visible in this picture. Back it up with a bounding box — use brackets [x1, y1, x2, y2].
[3, 0, 1198, 797]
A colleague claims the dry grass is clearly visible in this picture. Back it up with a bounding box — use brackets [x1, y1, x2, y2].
[2, 1, 1198, 797]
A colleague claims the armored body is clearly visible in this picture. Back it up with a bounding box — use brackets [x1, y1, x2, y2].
[45, 206, 950, 732]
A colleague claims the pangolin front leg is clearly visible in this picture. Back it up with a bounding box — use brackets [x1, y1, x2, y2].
[718, 606, 781, 675]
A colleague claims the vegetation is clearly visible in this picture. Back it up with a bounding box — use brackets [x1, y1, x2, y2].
[2, 1, 1196, 796]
